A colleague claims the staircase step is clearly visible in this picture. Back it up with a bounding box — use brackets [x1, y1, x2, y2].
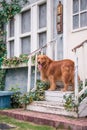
[29, 101, 64, 107]
[27, 91, 76, 117]
[27, 101, 78, 117]
[45, 91, 74, 102]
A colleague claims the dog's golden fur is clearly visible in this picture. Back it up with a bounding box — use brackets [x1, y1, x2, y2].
[37, 55, 75, 91]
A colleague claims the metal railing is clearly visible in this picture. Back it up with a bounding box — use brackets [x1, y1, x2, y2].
[72, 40, 87, 104]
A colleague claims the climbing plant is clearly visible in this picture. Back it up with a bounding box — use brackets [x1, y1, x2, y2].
[0, 0, 28, 90]
[19, 80, 49, 109]
[2, 54, 36, 67]
[63, 81, 87, 112]
[3, 54, 29, 67]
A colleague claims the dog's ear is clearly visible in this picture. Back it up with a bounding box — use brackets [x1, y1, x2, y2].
[37, 55, 40, 59]
[45, 56, 52, 65]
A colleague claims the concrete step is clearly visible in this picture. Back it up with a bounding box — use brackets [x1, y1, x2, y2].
[45, 91, 74, 102]
[27, 91, 76, 117]
[27, 101, 78, 117]
[29, 101, 64, 107]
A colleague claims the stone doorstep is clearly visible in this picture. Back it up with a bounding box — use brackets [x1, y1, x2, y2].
[27, 101, 65, 110]
[45, 91, 74, 102]
[31, 101, 65, 106]
[27, 101, 78, 118]
[45, 96, 65, 102]
[45, 91, 74, 97]
[0, 109, 87, 130]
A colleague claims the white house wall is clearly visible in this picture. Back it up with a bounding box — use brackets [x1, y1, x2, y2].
[64, 0, 87, 79]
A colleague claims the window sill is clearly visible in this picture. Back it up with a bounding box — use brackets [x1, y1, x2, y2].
[72, 26, 87, 33]
[8, 37, 15, 41]
[1, 63, 28, 69]
[1, 62, 36, 69]
[37, 27, 47, 33]
[20, 32, 31, 38]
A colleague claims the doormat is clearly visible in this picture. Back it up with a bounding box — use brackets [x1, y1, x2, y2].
[0, 123, 16, 129]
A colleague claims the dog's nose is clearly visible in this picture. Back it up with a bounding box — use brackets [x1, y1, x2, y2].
[38, 62, 40, 64]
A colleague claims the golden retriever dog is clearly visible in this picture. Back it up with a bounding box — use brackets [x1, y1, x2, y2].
[37, 54, 75, 91]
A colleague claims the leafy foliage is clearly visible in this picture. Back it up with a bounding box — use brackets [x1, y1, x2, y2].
[0, 44, 6, 67]
[10, 87, 21, 108]
[79, 81, 87, 103]
[0, 0, 28, 24]
[2, 54, 29, 66]
[64, 81, 87, 112]
[2, 54, 37, 67]
[0, 39, 6, 91]
[19, 93, 33, 109]
[31, 55, 36, 64]
[0, 69, 6, 90]
[79, 89, 87, 103]
[0, 43, 6, 57]
[9, 80, 49, 109]
[31, 80, 49, 101]
[64, 94, 78, 112]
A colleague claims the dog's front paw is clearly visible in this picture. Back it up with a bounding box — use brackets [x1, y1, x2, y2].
[61, 88, 67, 92]
[48, 88, 55, 91]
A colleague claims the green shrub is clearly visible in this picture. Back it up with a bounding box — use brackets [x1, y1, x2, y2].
[64, 94, 78, 112]
[64, 81, 87, 111]
[19, 93, 33, 109]
[10, 87, 21, 108]
[19, 80, 49, 109]
[0, 69, 6, 90]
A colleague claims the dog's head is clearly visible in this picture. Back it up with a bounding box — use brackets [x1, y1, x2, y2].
[37, 55, 52, 70]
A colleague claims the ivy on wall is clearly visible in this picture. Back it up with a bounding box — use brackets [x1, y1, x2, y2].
[3, 54, 29, 67]
[0, 0, 28, 90]
[2, 54, 36, 67]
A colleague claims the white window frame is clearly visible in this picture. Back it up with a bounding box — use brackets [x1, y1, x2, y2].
[7, 18, 15, 58]
[37, 2, 47, 50]
[6, 0, 53, 57]
[20, 8, 31, 55]
[72, 0, 87, 32]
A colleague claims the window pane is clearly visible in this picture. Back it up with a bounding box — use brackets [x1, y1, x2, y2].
[21, 36, 31, 54]
[80, 0, 87, 11]
[9, 17, 14, 37]
[21, 10, 31, 33]
[39, 32, 47, 54]
[39, 3, 47, 28]
[80, 12, 87, 27]
[73, 0, 79, 13]
[73, 15, 79, 29]
[10, 41, 14, 57]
